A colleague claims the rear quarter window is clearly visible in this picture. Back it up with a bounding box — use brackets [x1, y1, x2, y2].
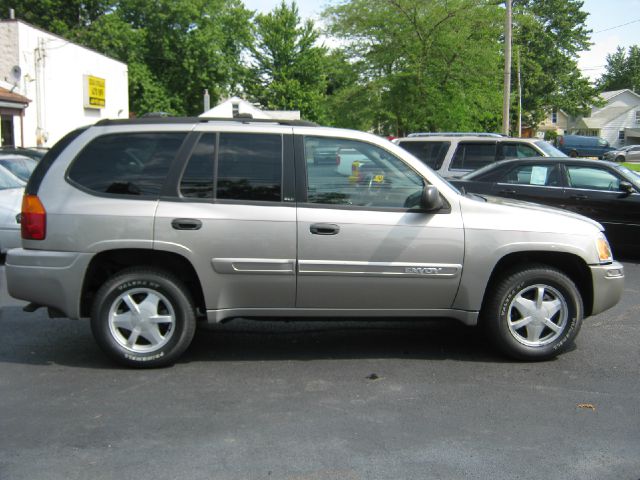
[67, 132, 186, 197]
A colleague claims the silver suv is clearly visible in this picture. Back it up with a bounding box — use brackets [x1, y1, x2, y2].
[394, 133, 566, 178]
[6, 118, 624, 367]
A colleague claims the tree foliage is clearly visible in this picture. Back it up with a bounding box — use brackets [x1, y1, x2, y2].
[325, 0, 504, 135]
[245, 1, 330, 122]
[597, 46, 640, 93]
[512, 0, 598, 125]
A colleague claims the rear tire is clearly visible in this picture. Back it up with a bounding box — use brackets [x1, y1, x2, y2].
[91, 267, 196, 368]
[482, 265, 583, 361]
[569, 150, 578, 158]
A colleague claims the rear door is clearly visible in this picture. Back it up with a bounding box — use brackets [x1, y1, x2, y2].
[490, 162, 565, 205]
[154, 127, 297, 313]
[295, 133, 464, 312]
[447, 141, 498, 177]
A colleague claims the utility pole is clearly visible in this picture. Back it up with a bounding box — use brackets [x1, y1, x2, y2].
[502, 0, 512, 136]
[517, 48, 522, 137]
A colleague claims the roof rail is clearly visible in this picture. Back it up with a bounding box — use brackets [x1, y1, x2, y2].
[407, 132, 506, 138]
[95, 116, 318, 127]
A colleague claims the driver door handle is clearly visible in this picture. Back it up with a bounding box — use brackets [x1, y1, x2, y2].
[310, 223, 340, 235]
[570, 194, 588, 200]
[498, 188, 517, 195]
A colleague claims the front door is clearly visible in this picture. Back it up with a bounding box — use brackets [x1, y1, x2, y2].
[295, 135, 464, 311]
[562, 163, 640, 251]
[490, 162, 565, 206]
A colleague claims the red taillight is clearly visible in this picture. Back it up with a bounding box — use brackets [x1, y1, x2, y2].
[21, 195, 46, 240]
[558, 136, 564, 145]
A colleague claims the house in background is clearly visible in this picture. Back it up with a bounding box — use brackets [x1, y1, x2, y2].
[536, 109, 569, 138]
[572, 89, 640, 147]
[538, 89, 640, 147]
[200, 96, 300, 121]
[0, 17, 128, 147]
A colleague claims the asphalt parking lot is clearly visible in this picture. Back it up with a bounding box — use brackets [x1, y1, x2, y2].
[1, 261, 639, 480]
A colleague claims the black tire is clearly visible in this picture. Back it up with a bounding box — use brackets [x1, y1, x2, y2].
[91, 267, 196, 368]
[569, 150, 578, 158]
[482, 264, 583, 361]
[615, 155, 625, 163]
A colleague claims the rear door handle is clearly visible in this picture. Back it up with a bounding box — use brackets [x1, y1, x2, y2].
[310, 223, 340, 235]
[570, 194, 588, 200]
[498, 189, 517, 195]
[171, 218, 202, 230]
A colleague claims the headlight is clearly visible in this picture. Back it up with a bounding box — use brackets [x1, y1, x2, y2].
[596, 235, 613, 263]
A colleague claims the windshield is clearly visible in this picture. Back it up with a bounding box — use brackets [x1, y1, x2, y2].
[0, 164, 26, 189]
[534, 140, 567, 157]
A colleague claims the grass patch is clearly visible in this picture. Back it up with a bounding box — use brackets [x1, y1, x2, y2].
[622, 162, 640, 171]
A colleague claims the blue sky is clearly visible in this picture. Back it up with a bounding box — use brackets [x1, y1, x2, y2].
[243, 0, 640, 83]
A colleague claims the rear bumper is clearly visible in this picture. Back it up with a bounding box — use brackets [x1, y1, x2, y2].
[5, 248, 93, 319]
[589, 261, 624, 316]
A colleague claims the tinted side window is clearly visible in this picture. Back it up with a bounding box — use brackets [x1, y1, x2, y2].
[499, 164, 561, 186]
[398, 141, 450, 169]
[305, 137, 424, 209]
[217, 133, 282, 202]
[180, 133, 215, 199]
[68, 132, 186, 197]
[450, 143, 497, 171]
[566, 166, 620, 191]
[498, 143, 541, 160]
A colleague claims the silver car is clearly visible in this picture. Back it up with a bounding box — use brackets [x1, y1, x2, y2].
[603, 145, 640, 163]
[6, 119, 624, 367]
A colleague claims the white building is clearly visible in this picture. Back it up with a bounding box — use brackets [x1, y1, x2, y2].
[0, 19, 128, 147]
[200, 96, 301, 121]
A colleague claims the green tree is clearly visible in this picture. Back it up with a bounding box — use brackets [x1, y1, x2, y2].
[324, 0, 504, 135]
[597, 46, 640, 92]
[512, 0, 598, 126]
[246, 1, 329, 122]
[1, 0, 114, 38]
[8, 0, 253, 116]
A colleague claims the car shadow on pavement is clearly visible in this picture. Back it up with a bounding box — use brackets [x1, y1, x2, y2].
[0, 306, 531, 368]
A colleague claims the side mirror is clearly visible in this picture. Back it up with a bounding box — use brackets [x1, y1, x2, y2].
[421, 185, 443, 212]
[619, 181, 635, 196]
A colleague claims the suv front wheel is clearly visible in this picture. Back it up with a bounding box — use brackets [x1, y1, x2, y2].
[483, 265, 583, 361]
[90, 267, 196, 368]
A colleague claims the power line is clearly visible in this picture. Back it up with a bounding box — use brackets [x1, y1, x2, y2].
[593, 18, 640, 34]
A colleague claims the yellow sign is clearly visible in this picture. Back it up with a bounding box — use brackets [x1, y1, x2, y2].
[83, 75, 106, 109]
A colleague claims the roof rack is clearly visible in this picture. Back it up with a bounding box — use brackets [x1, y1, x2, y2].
[407, 132, 506, 138]
[95, 116, 318, 127]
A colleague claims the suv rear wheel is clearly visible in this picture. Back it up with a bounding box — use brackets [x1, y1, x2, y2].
[90, 267, 196, 368]
[483, 265, 583, 361]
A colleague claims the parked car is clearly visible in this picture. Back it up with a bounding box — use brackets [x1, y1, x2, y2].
[0, 154, 38, 182]
[0, 165, 26, 254]
[0, 146, 47, 162]
[602, 144, 640, 163]
[555, 134, 615, 158]
[394, 134, 566, 178]
[450, 157, 640, 254]
[6, 118, 623, 368]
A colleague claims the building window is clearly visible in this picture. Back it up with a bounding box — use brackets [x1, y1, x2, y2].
[551, 111, 558, 124]
[636, 110, 640, 125]
[619, 130, 625, 140]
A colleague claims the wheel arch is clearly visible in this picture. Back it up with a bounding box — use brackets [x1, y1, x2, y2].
[80, 249, 205, 318]
[480, 251, 593, 318]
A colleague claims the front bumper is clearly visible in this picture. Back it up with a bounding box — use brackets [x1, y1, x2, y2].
[5, 248, 93, 319]
[590, 261, 624, 316]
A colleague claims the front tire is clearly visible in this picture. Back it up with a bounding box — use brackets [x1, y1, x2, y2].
[482, 265, 583, 361]
[569, 150, 578, 158]
[615, 155, 625, 163]
[91, 267, 196, 368]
